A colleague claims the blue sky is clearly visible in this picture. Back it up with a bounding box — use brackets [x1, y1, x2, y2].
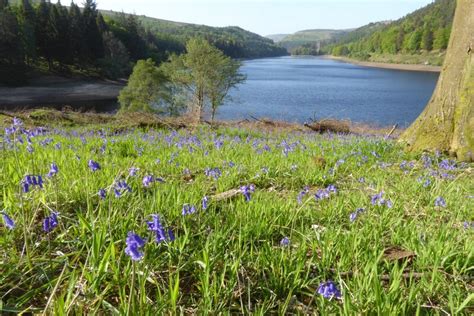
[91, 0, 435, 35]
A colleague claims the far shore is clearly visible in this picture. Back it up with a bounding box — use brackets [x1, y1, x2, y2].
[323, 55, 442, 73]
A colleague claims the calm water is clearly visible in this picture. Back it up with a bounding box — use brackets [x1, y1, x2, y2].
[217, 56, 439, 127]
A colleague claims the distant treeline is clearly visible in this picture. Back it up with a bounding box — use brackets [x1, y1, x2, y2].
[0, 0, 286, 85]
[293, 0, 455, 59]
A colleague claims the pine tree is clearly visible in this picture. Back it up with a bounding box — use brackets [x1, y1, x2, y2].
[0, 2, 23, 65]
[82, 0, 104, 62]
[36, 0, 54, 69]
[19, 0, 36, 65]
[68, 1, 83, 63]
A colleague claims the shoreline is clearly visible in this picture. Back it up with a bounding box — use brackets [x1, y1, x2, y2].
[323, 55, 442, 73]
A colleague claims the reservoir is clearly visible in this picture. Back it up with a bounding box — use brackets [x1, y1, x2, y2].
[218, 56, 439, 127]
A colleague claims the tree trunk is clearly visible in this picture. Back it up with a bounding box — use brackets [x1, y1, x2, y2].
[399, 0, 473, 162]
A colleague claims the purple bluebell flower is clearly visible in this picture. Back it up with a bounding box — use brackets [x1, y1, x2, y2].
[147, 214, 167, 243]
[240, 184, 255, 202]
[350, 207, 365, 222]
[114, 180, 131, 197]
[314, 189, 330, 201]
[26, 145, 34, 153]
[205, 167, 222, 180]
[142, 175, 154, 187]
[214, 139, 224, 149]
[317, 281, 342, 299]
[335, 159, 345, 167]
[5, 127, 15, 135]
[371, 191, 384, 205]
[125, 232, 145, 261]
[423, 178, 431, 187]
[168, 228, 175, 241]
[47, 163, 59, 178]
[2, 211, 15, 230]
[434, 196, 446, 208]
[327, 184, 337, 193]
[129, 167, 139, 177]
[182, 204, 197, 216]
[463, 221, 474, 230]
[439, 159, 456, 171]
[43, 211, 59, 232]
[202, 196, 209, 210]
[371, 191, 393, 208]
[297, 186, 309, 204]
[13, 117, 23, 126]
[88, 160, 100, 171]
[98, 189, 107, 200]
[280, 237, 290, 247]
[21, 175, 43, 193]
[358, 177, 365, 183]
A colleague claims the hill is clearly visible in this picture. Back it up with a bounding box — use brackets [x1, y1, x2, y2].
[269, 29, 350, 52]
[265, 33, 289, 43]
[323, 0, 456, 65]
[102, 10, 288, 59]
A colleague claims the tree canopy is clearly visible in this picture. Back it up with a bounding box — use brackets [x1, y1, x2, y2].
[160, 38, 245, 124]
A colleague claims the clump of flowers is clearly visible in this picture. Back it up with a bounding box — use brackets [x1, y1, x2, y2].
[205, 167, 222, 180]
[88, 160, 101, 171]
[182, 204, 197, 216]
[240, 184, 255, 202]
[314, 185, 337, 201]
[114, 180, 132, 197]
[21, 175, 44, 193]
[147, 214, 175, 243]
[2, 211, 15, 230]
[371, 191, 393, 208]
[317, 280, 342, 299]
[43, 211, 59, 232]
[434, 196, 446, 208]
[350, 208, 365, 222]
[125, 232, 145, 261]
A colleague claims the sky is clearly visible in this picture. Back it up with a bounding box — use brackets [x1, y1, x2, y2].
[88, 0, 435, 35]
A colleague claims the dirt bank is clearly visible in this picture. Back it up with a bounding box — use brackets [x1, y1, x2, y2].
[325, 55, 442, 72]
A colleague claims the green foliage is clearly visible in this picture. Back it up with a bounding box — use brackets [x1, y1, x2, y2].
[118, 59, 173, 114]
[322, 0, 455, 60]
[160, 38, 245, 122]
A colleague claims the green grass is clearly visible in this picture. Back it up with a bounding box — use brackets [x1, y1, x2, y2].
[0, 119, 473, 314]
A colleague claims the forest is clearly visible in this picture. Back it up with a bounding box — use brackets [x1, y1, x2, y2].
[293, 0, 455, 61]
[0, 0, 287, 86]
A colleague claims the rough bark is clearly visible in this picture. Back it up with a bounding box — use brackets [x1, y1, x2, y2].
[399, 0, 473, 162]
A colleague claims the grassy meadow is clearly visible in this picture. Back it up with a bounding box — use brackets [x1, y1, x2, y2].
[0, 116, 473, 314]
